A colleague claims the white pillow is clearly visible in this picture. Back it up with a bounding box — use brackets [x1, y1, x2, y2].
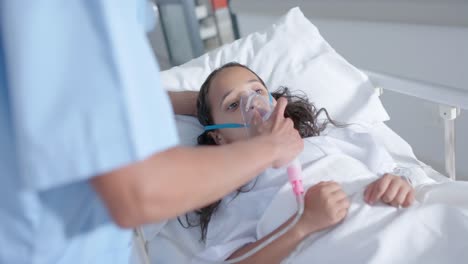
[174, 115, 204, 146]
[162, 7, 389, 146]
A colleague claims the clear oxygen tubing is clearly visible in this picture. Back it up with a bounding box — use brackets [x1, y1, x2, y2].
[222, 92, 305, 263]
[194, 92, 305, 263]
[223, 159, 304, 263]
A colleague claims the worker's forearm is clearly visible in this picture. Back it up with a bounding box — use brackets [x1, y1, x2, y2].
[168, 91, 198, 116]
[228, 215, 309, 264]
[93, 96, 303, 227]
[135, 136, 279, 223]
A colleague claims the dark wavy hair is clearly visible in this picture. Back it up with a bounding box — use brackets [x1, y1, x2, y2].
[178, 62, 339, 242]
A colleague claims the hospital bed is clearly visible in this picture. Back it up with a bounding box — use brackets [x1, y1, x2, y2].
[132, 6, 468, 264]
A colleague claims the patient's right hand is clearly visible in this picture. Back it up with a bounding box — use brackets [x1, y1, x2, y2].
[297, 181, 350, 235]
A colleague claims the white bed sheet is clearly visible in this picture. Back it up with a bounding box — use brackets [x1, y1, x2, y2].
[260, 154, 468, 264]
[370, 122, 450, 183]
[139, 120, 452, 264]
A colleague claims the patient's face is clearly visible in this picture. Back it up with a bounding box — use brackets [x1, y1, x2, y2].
[208, 66, 275, 144]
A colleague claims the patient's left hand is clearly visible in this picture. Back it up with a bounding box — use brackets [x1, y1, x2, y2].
[364, 174, 415, 207]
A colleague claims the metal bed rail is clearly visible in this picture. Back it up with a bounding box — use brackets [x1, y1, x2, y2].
[363, 69, 467, 180]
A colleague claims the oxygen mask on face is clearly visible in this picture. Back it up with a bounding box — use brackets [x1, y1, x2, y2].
[239, 91, 274, 136]
[203, 91, 274, 133]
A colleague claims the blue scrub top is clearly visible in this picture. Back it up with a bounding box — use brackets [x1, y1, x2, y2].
[0, 1, 178, 263]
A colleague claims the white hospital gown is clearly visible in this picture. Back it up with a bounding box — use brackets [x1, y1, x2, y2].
[191, 125, 432, 263]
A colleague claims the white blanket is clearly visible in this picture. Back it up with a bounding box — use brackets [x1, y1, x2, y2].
[257, 154, 468, 264]
[191, 126, 464, 263]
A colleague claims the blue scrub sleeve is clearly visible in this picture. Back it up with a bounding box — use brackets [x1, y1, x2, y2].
[1, 1, 179, 191]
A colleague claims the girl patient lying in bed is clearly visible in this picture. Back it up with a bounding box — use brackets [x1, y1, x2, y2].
[179, 62, 468, 264]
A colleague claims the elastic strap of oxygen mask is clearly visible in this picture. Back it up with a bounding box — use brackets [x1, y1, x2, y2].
[204, 123, 246, 131]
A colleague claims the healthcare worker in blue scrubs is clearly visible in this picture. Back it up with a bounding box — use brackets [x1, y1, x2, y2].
[0, 1, 303, 263]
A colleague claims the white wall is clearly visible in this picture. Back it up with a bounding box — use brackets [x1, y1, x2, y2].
[234, 11, 468, 180]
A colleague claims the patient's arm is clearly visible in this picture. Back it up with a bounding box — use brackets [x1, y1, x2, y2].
[227, 214, 309, 264]
[168, 91, 198, 116]
[228, 182, 349, 263]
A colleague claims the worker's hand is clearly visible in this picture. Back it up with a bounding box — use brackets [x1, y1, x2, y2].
[364, 174, 415, 207]
[296, 181, 350, 236]
[250, 97, 303, 168]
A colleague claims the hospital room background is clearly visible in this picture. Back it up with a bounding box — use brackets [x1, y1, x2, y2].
[147, 0, 468, 181]
[130, 1, 468, 263]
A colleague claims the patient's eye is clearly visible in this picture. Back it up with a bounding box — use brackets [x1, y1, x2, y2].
[255, 88, 264, 94]
[227, 101, 239, 111]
